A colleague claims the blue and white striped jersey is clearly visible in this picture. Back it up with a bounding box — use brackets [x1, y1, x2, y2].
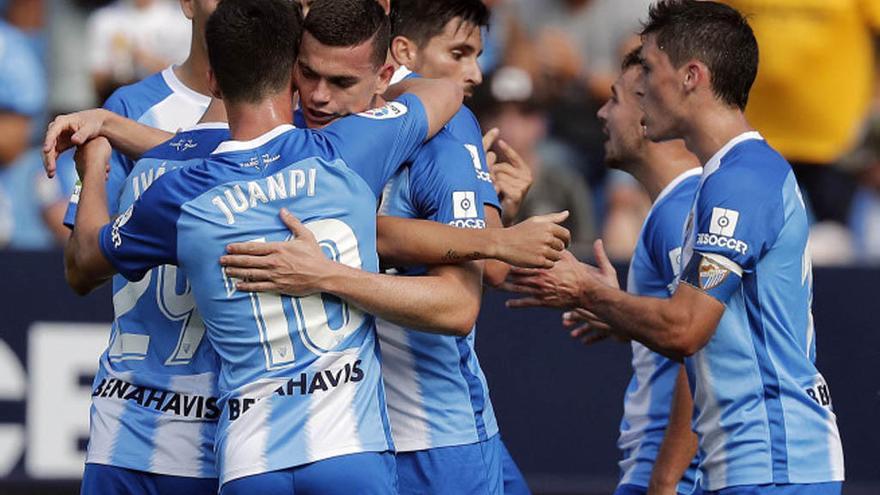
[678, 132, 845, 491]
[377, 128, 498, 452]
[86, 124, 229, 478]
[64, 66, 211, 227]
[98, 95, 429, 484]
[619, 168, 701, 493]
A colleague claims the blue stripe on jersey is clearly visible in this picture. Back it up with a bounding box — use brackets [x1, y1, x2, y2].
[744, 273, 789, 482]
[456, 334, 488, 441]
[446, 105, 502, 212]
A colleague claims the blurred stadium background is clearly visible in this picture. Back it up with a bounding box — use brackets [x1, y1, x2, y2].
[0, 0, 877, 494]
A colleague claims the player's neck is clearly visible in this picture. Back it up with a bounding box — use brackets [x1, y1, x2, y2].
[639, 143, 701, 201]
[226, 93, 294, 142]
[175, 33, 212, 97]
[682, 106, 753, 166]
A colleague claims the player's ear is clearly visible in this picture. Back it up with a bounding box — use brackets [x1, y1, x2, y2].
[179, 0, 195, 20]
[390, 35, 417, 68]
[374, 63, 395, 97]
[682, 60, 704, 95]
[208, 68, 223, 100]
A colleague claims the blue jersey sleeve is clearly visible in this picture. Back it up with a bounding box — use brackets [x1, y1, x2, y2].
[98, 170, 184, 281]
[643, 211, 685, 298]
[322, 93, 429, 196]
[407, 137, 487, 229]
[682, 166, 782, 302]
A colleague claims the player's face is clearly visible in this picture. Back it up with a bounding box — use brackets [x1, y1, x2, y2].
[637, 35, 686, 143]
[408, 19, 483, 96]
[295, 32, 392, 129]
[597, 67, 645, 171]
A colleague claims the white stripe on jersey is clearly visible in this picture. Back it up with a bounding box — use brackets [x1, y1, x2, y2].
[375, 320, 431, 451]
[305, 350, 363, 462]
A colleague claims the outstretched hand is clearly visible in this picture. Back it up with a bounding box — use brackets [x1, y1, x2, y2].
[220, 209, 332, 296]
[497, 211, 571, 268]
[501, 239, 618, 310]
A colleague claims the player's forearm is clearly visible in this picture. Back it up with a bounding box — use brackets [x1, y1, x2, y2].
[581, 287, 694, 360]
[482, 206, 510, 287]
[648, 365, 698, 495]
[376, 216, 500, 267]
[320, 263, 481, 336]
[100, 111, 173, 160]
[66, 162, 113, 295]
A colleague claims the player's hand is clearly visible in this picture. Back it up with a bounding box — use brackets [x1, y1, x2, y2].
[500, 249, 597, 309]
[484, 129, 533, 226]
[587, 239, 619, 290]
[221, 209, 332, 296]
[44, 109, 111, 178]
[563, 308, 612, 345]
[73, 137, 112, 179]
[496, 211, 571, 268]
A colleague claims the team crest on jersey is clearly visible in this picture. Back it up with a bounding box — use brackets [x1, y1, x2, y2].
[111, 205, 134, 248]
[169, 138, 198, 152]
[358, 101, 408, 120]
[698, 256, 729, 290]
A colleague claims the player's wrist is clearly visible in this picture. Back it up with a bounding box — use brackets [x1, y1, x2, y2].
[484, 227, 504, 261]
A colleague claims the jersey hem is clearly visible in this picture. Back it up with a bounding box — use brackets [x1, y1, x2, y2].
[392, 431, 499, 453]
[84, 460, 217, 479]
[219, 441, 392, 485]
[701, 472, 845, 491]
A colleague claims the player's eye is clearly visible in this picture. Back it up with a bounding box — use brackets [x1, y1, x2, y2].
[450, 50, 464, 61]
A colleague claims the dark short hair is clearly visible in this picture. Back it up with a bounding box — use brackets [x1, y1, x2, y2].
[206, 0, 303, 104]
[621, 47, 642, 71]
[391, 0, 489, 47]
[304, 0, 390, 68]
[640, 0, 758, 110]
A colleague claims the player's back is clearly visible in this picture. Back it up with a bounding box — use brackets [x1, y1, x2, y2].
[681, 134, 844, 489]
[102, 95, 431, 484]
[87, 124, 229, 478]
[618, 168, 700, 493]
[377, 129, 498, 451]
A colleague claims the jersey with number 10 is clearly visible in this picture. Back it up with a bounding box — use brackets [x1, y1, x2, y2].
[98, 95, 429, 484]
[679, 132, 844, 490]
[87, 124, 229, 478]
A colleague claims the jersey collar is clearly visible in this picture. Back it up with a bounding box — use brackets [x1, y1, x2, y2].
[654, 167, 703, 206]
[703, 131, 763, 177]
[211, 124, 295, 155]
[162, 66, 212, 107]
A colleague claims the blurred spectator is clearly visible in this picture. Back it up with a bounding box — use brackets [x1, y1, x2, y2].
[0, 16, 72, 249]
[841, 86, 880, 264]
[87, 0, 190, 101]
[49, 0, 102, 113]
[601, 170, 651, 262]
[475, 66, 596, 257]
[723, 0, 880, 227]
[490, 0, 651, 202]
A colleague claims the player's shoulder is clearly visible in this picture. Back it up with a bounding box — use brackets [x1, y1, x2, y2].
[446, 104, 481, 139]
[103, 70, 172, 117]
[704, 139, 790, 205]
[410, 129, 473, 176]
